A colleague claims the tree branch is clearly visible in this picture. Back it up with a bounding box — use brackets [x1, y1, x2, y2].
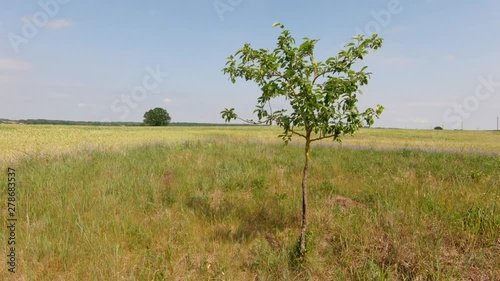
[312, 55, 357, 85]
[236, 117, 269, 125]
[268, 71, 298, 97]
[312, 70, 333, 85]
[267, 101, 273, 125]
[310, 134, 337, 142]
[290, 128, 307, 139]
[309, 53, 318, 79]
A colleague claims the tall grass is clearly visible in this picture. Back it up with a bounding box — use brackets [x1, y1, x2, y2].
[1, 140, 498, 280]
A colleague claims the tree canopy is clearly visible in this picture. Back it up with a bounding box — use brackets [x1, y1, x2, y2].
[143, 107, 171, 126]
[222, 23, 384, 143]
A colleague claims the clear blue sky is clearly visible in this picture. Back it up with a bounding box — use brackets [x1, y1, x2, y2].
[1, 0, 499, 129]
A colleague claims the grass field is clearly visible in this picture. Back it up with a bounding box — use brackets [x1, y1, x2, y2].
[0, 125, 499, 280]
[1, 125, 499, 166]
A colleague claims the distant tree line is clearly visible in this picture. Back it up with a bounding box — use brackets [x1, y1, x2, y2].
[1, 119, 145, 126]
[0, 118, 259, 127]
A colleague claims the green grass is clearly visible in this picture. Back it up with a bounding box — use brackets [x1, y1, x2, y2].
[1, 138, 498, 280]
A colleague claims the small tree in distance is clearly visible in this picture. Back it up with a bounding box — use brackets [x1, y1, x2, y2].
[143, 107, 171, 126]
[221, 23, 384, 258]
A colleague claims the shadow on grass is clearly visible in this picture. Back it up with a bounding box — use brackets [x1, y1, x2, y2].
[187, 194, 299, 242]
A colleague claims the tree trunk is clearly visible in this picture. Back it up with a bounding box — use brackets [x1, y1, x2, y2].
[299, 136, 311, 256]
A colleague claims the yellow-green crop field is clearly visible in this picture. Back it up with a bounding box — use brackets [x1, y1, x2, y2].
[1, 124, 499, 166]
[0, 124, 498, 280]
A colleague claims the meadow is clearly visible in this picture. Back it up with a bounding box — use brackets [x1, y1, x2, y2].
[0, 125, 498, 280]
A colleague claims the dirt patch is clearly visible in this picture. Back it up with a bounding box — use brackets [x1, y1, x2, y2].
[161, 170, 175, 187]
[209, 189, 225, 212]
[327, 195, 365, 210]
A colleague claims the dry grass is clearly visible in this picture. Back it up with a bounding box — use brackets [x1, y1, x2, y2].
[0, 137, 498, 280]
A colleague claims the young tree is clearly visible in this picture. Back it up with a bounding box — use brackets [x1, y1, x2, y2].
[221, 23, 384, 257]
[143, 107, 171, 126]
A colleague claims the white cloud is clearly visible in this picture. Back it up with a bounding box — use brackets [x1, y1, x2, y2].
[46, 19, 74, 30]
[0, 76, 12, 85]
[0, 58, 32, 71]
[444, 54, 456, 61]
[77, 103, 86, 108]
[163, 98, 172, 105]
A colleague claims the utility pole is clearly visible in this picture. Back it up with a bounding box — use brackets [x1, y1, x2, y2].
[497, 116, 499, 131]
